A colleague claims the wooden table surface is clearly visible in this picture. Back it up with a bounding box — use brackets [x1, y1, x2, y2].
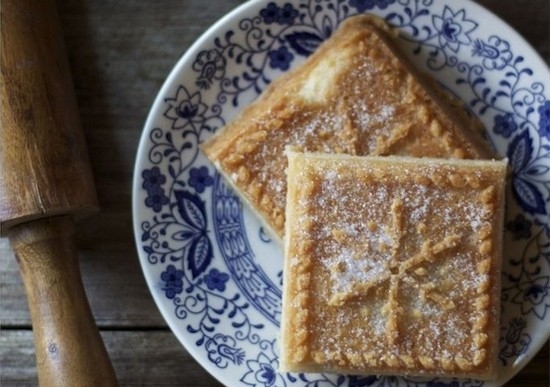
[1, 0, 549, 385]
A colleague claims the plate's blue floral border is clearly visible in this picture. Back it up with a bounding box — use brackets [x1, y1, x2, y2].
[137, 0, 550, 386]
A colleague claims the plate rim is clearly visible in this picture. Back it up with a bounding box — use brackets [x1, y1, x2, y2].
[132, 0, 550, 385]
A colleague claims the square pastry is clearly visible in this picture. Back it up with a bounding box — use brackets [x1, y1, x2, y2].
[280, 151, 507, 379]
[201, 14, 495, 242]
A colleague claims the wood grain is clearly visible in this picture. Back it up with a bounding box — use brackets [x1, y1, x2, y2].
[1, 0, 548, 385]
[0, 0, 98, 233]
[0, 331, 545, 386]
[0, 330, 223, 386]
[1, 0, 115, 384]
[8, 217, 117, 386]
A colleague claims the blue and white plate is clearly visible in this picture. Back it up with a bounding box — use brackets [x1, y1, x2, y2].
[133, 1, 550, 385]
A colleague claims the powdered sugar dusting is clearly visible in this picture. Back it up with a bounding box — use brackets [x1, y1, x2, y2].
[286, 154, 502, 369]
[356, 103, 396, 130]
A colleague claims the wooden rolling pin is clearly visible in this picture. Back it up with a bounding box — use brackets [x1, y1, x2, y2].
[0, 0, 118, 385]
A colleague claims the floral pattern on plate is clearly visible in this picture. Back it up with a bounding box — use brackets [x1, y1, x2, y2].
[133, 0, 550, 385]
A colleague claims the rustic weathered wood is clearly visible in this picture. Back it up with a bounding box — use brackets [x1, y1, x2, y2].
[0, 330, 223, 386]
[0, 0, 98, 233]
[1, 238, 166, 328]
[0, 331, 547, 386]
[0, 0, 548, 385]
[1, 0, 116, 385]
[8, 217, 118, 386]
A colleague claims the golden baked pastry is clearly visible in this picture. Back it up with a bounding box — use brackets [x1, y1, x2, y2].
[201, 14, 495, 241]
[280, 151, 507, 379]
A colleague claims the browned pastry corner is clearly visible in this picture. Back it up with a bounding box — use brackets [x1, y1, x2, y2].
[201, 14, 497, 242]
[281, 151, 507, 380]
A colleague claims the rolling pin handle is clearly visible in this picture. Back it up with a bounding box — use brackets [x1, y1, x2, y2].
[8, 216, 118, 387]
